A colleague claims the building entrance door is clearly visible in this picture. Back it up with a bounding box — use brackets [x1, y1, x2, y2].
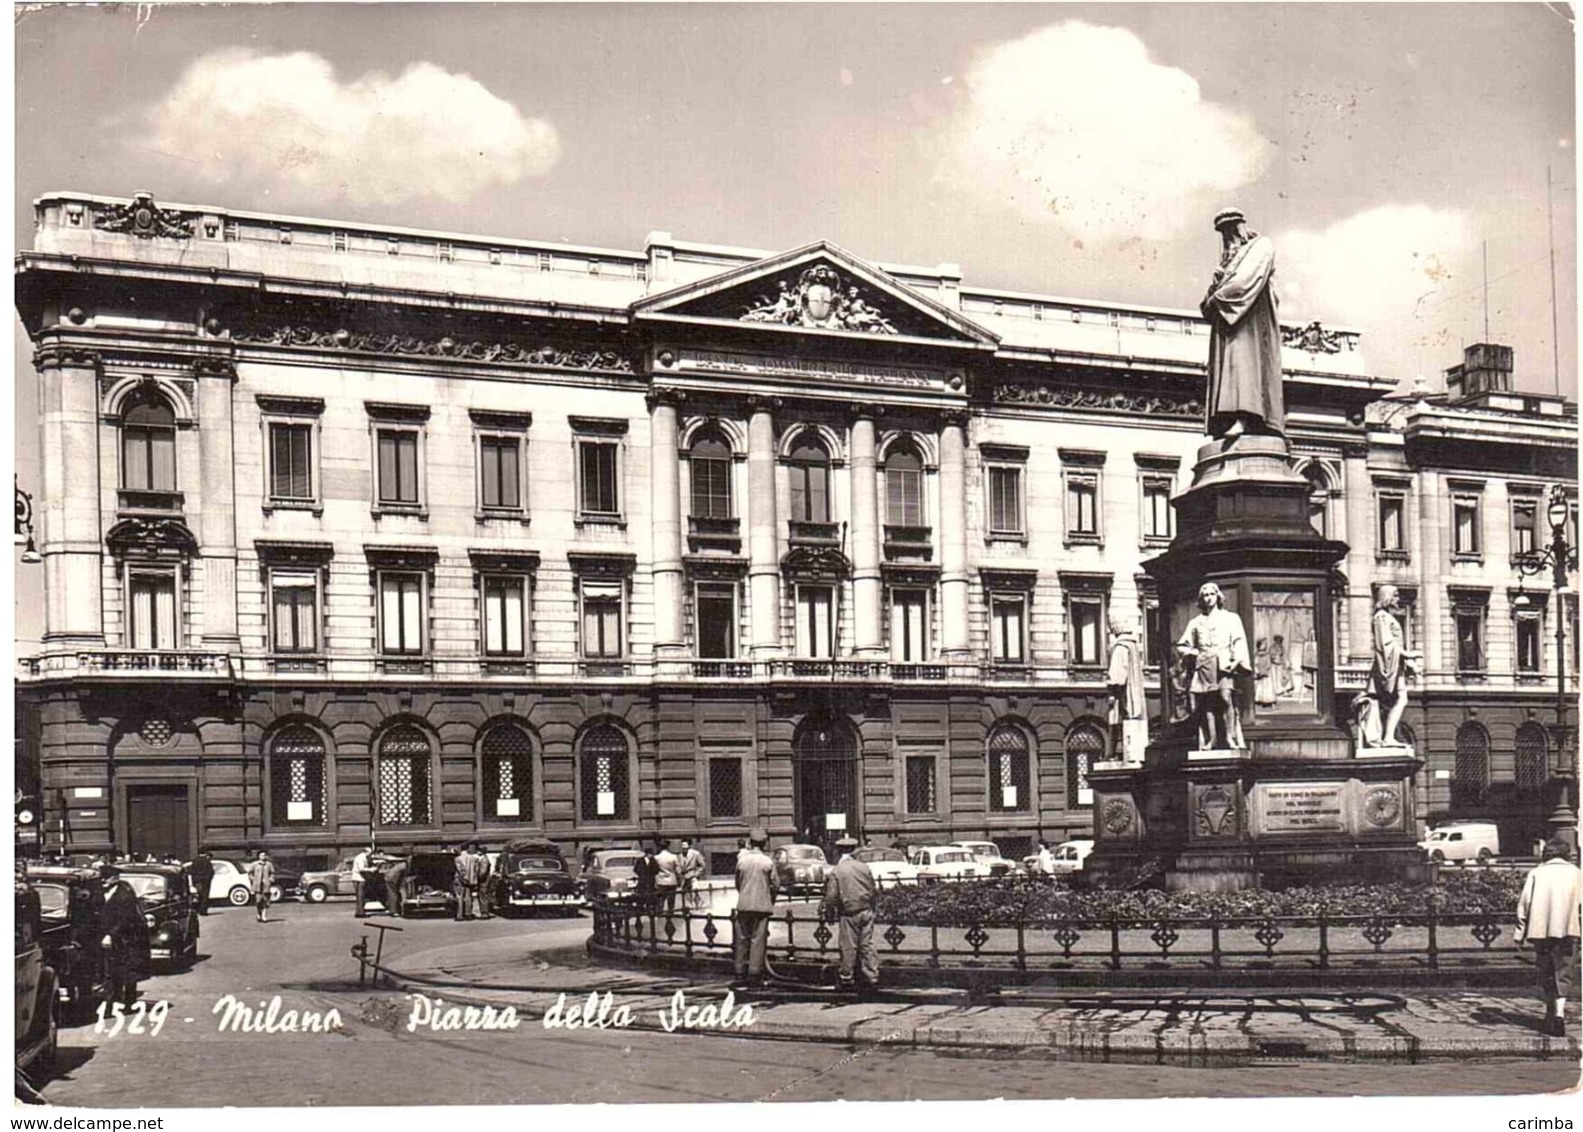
[126, 784, 192, 861]
[793, 719, 857, 851]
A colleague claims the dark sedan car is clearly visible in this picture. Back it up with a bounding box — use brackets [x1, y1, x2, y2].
[580, 849, 644, 899]
[118, 864, 200, 967]
[772, 844, 830, 895]
[491, 840, 582, 915]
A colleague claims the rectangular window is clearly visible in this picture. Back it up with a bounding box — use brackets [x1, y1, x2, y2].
[886, 464, 923, 527]
[690, 457, 732, 519]
[1452, 495, 1481, 557]
[479, 436, 522, 510]
[270, 571, 318, 653]
[1142, 479, 1172, 540]
[1143, 598, 1162, 668]
[581, 581, 624, 658]
[1516, 615, 1542, 673]
[269, 423, 313, 501]
[708, 758, 743, 819]
[481, 575, 527, 656]
[796, 585, 834, 658]
[379, 572, 425, 655]
[376, 430, 420, 505]
[890, 589, 929, 663]
[1513, 500, 1538, 557]
[905, 756, 937, 815]
[695, 583, 737, 659]
[1455, 608, 1485, 671]
[122, 428, 177, 493]
[789, 462, 830, 523]
[1067, 476, 1099, 537]
[578, 440, 621, 517]
[1379, 493, 1406, 553]
[988, 466, 1023, 534]
[128, 572, 178, 650]
[991, 595, 1026, 664]
[1069, 598, 1104, 666]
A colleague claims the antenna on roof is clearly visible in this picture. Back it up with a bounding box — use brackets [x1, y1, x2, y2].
[1481, 239, 1490, 343]
[1548, 164, 1562, 396]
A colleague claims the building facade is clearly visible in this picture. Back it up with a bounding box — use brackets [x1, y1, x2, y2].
[15, 192, 1575, 875]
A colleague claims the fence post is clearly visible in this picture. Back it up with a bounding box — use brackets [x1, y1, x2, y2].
[1317, 911, 1329, 970]
[1210, 916, 1222, 971]
[1016, 921, 1026, 972]
[929, 924, 941, 969]
[1426, 905, 1439, 971]
[683, 909, 693, 957]
[1110, 914, 1122, 971]
[784, 908, 797, 961]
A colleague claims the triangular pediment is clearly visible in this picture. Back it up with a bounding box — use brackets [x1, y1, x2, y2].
[632, 241, 999, 348]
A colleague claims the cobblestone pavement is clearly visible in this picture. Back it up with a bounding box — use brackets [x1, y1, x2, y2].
[33, 902, 1582, 1108]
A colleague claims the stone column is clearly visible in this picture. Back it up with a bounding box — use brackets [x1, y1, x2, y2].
[1416, 470, 1445, 674]
[38, 347, 104, 645]
[849, 413, 882, 657]
[1342, 445, 1373, 663]
[196, 359, 240, 646]
[747, 402, 781, 657]
[649, 392, 684, 657]
[939, 414, 969, 659]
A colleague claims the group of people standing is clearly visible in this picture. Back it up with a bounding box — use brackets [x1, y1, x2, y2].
[451, 842, 493, 920]
[630, 837, 707, 911]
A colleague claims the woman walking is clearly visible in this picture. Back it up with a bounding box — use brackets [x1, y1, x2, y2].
[247, 850, 276, 923]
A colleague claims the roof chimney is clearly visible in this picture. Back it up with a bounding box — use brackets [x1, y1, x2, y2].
[1444, 342, 1513, 403]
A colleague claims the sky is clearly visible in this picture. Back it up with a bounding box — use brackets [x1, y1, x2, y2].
[10, 2, 1578, 648]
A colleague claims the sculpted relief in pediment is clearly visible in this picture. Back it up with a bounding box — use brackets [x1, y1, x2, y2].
[740, 266, 898, 335]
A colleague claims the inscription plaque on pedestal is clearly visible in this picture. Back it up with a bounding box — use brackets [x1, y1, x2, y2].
[1261, 783, 1346, 833]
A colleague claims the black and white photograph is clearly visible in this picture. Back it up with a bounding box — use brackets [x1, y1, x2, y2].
[10, 2, 1581, 1121]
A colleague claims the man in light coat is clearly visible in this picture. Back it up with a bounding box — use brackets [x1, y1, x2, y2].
[679, 838, 706, 905]
[654, 839, 682, 914]
[351, 844, 373, 919]
[1515, 837, 1581, 1037]
[733, 828, 778, 985]
[821, 835, 879, 993]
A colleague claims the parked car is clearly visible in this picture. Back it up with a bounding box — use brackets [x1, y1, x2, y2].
[15, 882, 59, 1079]
[395, 852, 460, 917]
[491, 839, 582, 915]
[773, 844, 830, 895]
[208, 858, 302, 904]
[852, 847, 921, 887]
[581, 849, 644, 899]
[23, 865, 113, 1012]
[300, 858, 361, 904]
[1048, 839, 1095, 875]
[1420, 821, 1501, 864]
[909, 845, 993, 882]
[952, 840, 1023, 876]
[117, 864, 200, 966]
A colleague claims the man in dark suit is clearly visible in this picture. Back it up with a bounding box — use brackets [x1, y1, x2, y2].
[733, 827, 778, 986]
[189, 852, 214, 916]
[632, 842, 662, 918]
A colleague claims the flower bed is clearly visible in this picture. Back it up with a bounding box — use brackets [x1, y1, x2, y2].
[872, 870, 1524, 927]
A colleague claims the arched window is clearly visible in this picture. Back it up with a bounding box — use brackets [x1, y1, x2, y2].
[1515, 722, 1549, 800]
[1452, 722, 1490, 810]
[269, 725, 326, 827]
[481, 723, 534, 823]
[377, 725, 432, 827]
[122, 392, 177, 492]
[689, 433, 733, 520]
[987, 724, 1031, 813]
[788, 435, 831, 523]
[884, 446, 923, 527]
[579, 723, 630, 822]
[1302, 462, 1330, 538]
[1065, 721, 1105, 807]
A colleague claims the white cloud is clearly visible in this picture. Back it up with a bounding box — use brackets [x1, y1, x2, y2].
[941, 21, 1271, 241]
[1276, 205, 1476, 379]
[145, 49, 559, 206]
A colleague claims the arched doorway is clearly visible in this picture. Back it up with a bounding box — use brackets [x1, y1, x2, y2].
[792, 716, 858, 850]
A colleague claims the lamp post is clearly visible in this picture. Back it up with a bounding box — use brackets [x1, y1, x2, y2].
[14, 476, 41, 564]
[1514, 483, 1579, 855]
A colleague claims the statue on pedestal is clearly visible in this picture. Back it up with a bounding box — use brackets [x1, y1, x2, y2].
[1201, 209, 1284, 440]
[1106, 612, 1148, 764]
[1357, 583, 1420, 748]
[1176, 582, 1251, 750]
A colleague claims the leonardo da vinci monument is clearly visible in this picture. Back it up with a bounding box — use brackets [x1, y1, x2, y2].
[1086, 210, 1427, 892]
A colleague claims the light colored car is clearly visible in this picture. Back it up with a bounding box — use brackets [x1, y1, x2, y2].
[207, 859, 254, 907]
[909, 846, 993, 882]
[582, 850, 644, 899]
[951, 840, 1023, 877]
[773, 844, 830, 895]
[300, 858, 363, 904]
[1049, 839, 1095, 874]
[1419, 822, 1500, 863]
[852, 847, 921, 887]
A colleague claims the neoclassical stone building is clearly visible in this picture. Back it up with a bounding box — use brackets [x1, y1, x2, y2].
[15, 192, 1575, 874]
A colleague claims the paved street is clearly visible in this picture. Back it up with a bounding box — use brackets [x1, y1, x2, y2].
[33, 899, 1580, 1107]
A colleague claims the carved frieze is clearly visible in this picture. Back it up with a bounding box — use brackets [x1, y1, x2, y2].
[742, 265, 899, 335]
[106, 517, 198, 559]
[230, 323, 633, 373]
[93, 193, 194, 240]
[1282, 321, 1347, 355]
[993, 382, 1202, 418]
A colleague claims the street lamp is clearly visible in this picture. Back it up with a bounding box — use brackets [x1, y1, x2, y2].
[14, 476, 40, 565]
[1514, 483, 1579, 854]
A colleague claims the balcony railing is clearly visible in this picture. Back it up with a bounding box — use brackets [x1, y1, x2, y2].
[687, 516, 741, 553]
[18, 650, 235, 678]
[116, 488, 184, 516]
[692, 660, 754, 679]
[787, 520, 841, 547]
[883, 524, 933, 560]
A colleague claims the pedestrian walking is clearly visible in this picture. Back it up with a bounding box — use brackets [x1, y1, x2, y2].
[189, 851, 214, 916]
[655, 838, 682, 914]
[473, 843, 494, 919]
[680, 838, 706, 908]
[453, 844, 476, 921]
[733, 827, 778, 986]
[99, 864, 150, 1006]
[1514, 837, 1581, 1037]
[1035, 839, 1056, 878]
[247, 850, 275, 923]
[821, 835, 878, 993]
[351, 844, 373, 918]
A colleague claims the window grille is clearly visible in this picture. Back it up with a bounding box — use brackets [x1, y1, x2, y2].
[709, 758, 743, 818]
[1515, 722, 1549, 800]
[482, 724, 533, 821]
[1452, 723, 1490, 809]
[270, 726, 326, 826]
[905, 756, 936, 814]
[378, 725, 431, 825]
[1066, 722, 1105, 806]
[579, 724, 630, 821]
[987, 725, 1030, 812]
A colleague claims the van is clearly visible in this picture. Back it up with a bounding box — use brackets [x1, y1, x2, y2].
[1418, 822, 1500, 863]
[1050, 839, 1096, 874]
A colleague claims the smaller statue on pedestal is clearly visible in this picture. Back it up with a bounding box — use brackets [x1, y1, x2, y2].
[1176, 582, 1251, 750]
[1358, 583, 1420, 748]
[1106, 612, 1148, 765]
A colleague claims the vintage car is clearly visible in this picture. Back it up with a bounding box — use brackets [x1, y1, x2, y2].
[491, 839, 582, 915]
[952, 840, 1023, 877]
[25, 865, 113, 1011]
[118, 864, 200, 966]
[1048, 839, 1095, 875]
[15, 882, 59, 1078]
[207, 858, 303, 905]
[908, 845, 993, 883]
[852, 847, 921, 887]
[299, 858, 364, 904]
[580, 849, 644, 899]
[773, 844, 830, 895]
[395, 852, 460, 917]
